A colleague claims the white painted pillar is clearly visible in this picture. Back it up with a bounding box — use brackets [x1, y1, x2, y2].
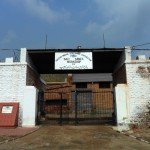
[22, 86, 38, 127]
[125, 46, 132, 63]
[115, 84, 130, 131]
[20, 48, 27, 63]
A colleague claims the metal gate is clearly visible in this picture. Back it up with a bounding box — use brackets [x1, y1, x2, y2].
[41, 89, 115, 125]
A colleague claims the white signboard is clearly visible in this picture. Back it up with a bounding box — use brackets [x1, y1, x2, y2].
[2, 106, 13, 113]
[55, 52, 93, 70]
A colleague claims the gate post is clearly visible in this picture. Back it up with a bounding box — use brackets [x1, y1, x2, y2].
[37, 91, 44, 124]
[75, 90, 78, 125]
[59, 93, 63, 126]
[115, 85, 129, 131]
[22, 86, 38, 127]
[112, 90, 116, 124]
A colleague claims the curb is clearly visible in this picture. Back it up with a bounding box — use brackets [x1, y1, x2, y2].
[121, 131, 150, 144]
[0, 126, 41, 145]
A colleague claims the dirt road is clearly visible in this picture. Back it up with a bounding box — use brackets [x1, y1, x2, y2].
[0, 125, 149, 150]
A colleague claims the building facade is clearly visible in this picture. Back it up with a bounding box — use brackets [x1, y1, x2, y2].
[0, 47, 149, 130]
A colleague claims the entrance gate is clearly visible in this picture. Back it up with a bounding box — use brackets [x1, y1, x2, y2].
[41, 89, 114, 125]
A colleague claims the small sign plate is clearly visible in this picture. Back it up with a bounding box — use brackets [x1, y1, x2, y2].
[2, 106, 13, 113]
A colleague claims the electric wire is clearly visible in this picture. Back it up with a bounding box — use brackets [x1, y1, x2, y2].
[132, 42, 150, 49]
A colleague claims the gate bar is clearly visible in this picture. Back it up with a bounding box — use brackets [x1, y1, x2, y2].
[75, 90, 78, 125]
[59, 93, 63, 125]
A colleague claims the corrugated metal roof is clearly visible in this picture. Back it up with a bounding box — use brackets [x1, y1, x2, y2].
[72, 73, 112, 82]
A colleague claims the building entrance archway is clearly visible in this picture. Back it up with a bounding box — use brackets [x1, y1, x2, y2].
[27, 48, 124, 125]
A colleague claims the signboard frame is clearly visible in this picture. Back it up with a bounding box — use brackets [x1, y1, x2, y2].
[55, 52, 93, 70]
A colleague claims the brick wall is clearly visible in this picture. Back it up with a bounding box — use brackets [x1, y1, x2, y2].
[70, 82, 113, 113]
[26, 65, 43, 90]
[126, 61, 150, 127]
[44, 83, 72, 114]
[44, 81, 114, 114]
[113, 49, 127, 86]
[113, 64, 127, 86]
[26, 49, 44, 91]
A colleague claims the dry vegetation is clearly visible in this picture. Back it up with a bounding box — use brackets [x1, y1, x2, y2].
[41, 74, 67, 82]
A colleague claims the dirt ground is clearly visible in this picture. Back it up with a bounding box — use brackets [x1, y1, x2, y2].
[0, 125, 150, 150]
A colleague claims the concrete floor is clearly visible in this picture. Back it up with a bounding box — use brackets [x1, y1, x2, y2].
[0, 125, 150, 150]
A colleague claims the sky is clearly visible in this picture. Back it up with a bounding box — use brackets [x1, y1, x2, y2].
[0, 0, 150, 49]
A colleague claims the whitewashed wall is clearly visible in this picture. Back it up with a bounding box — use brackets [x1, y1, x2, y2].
[0, 64, 26, 102]
[114, 47, 150, 130]
[126, 60, 150, 128]
[0, 48, 40, 126]
[0, 57, 27, 125]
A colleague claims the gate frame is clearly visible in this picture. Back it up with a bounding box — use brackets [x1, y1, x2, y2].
[41, 89, 115, 125]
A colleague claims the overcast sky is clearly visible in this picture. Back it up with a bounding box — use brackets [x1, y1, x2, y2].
[0, 0, 150, 49]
